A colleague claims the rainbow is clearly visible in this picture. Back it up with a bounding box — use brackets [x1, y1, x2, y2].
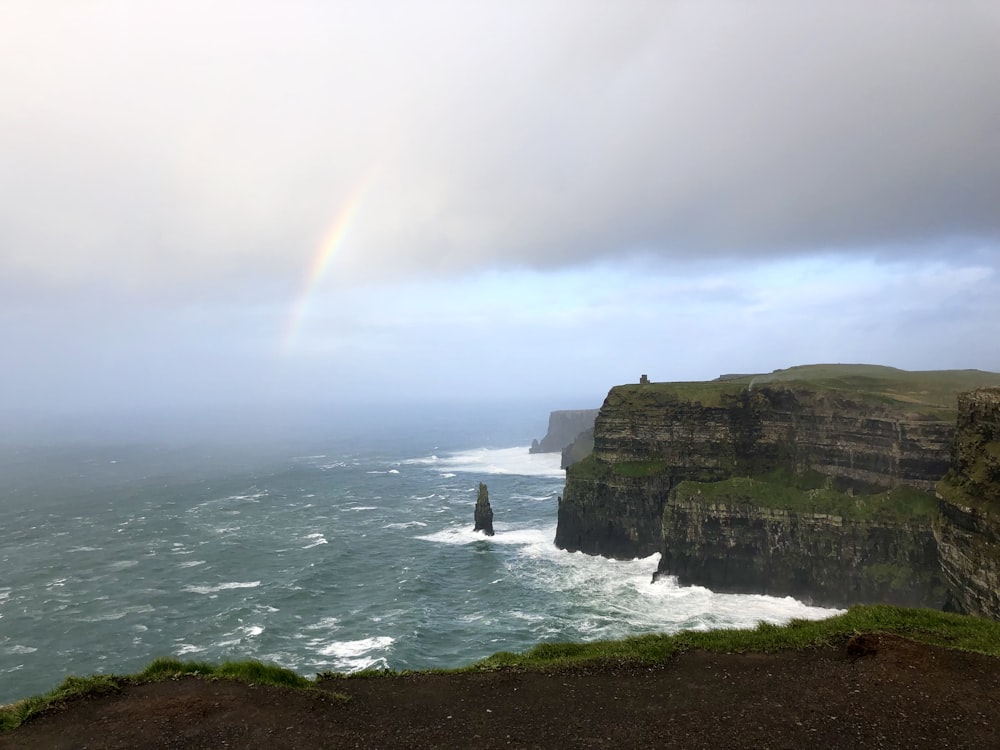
[281, 172, 376, 352]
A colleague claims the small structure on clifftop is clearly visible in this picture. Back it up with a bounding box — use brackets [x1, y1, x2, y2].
[474, 482, 495, 536]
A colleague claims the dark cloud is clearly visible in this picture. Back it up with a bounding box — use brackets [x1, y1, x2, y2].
[1, 2, 997, 290]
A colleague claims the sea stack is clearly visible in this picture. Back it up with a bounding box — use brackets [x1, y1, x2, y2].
[474, 482, 495, 536]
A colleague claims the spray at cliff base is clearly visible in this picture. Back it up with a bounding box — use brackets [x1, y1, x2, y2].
[0, 419, 838, 705]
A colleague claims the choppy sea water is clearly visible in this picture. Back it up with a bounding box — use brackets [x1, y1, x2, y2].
[0, 427, 838, 705]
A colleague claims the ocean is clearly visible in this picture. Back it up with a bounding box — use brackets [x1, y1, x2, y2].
[0, 407, 837, 705]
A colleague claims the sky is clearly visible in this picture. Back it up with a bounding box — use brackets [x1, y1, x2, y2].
[2, 1, 999, 433]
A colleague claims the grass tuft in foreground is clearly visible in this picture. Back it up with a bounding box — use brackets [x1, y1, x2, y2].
[1, 674, 122, 733]
[0, 658, 331, 734]
[138, 657, 312, 688]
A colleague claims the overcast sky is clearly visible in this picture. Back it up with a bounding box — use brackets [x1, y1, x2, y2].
[2, 1, 999, 430]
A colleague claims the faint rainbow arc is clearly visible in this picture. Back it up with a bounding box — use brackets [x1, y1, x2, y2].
[281, 173, 376, 352]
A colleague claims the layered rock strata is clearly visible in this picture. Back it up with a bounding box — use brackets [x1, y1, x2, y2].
[934, 388, 1000, 618]
[557, 376, 956, 559]
[658, 481, 947, 608]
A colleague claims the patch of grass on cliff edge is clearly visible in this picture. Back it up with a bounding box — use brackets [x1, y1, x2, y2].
[0, 658, 344, 734]
[470, 605, 1000, 671]
[674, 476, 938, 522]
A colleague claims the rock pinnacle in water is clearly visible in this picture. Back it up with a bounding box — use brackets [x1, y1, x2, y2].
[474, 482, 495, 536]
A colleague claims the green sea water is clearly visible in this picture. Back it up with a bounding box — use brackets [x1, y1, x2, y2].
[0, 411, 837, 705]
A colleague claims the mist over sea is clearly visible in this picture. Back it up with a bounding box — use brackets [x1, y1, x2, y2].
[0, 404, 837, 705]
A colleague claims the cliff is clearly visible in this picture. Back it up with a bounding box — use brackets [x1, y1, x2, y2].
[530, 409, 599, 455]
[556, 365, 1000, 608]
[659, 478, 947, 608]
[934, 388, 1000, 618]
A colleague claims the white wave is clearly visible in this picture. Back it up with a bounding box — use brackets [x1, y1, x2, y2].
[243, 625, 264, 638]
[344, 506, 377, 512]
[5, 645, 37, 655]
[384, 521, 428, 529]
[388, 469, 400, 474]
[440, 472, 456, 478]
[510, 493, 558, 502]
[424, 447, 564, 478]
[178, 560, 206, 568]
[80, 610, 127, 622]
[108, 560, 139, 571]
[318, 636, 394, 659]
[501, 528, 839, 638]
[182, 581, 261, 595]
[67, 546, 103, 553]
[304, 616, 340, 631]
[309, 634, 395, 673]
[415, 524, 544, 546]
[402, 455, 439, 465]
[225, 491, 267, 502]
[176, 643, 205, 655]
[303, 536, 328, 549]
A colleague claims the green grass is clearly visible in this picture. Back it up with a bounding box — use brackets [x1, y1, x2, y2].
[0, 658, 336, 734]
[614, 460, 669, 477]
[612, 364, 1000, 417]
[4, 606, 1000, 735]
[467, 605, 1000, 671]
[0, 674, 122, 733]
[138, 657, 313, 688]
[673, 476, 938, 523]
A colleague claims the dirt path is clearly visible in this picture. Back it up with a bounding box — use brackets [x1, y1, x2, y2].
[2, 635, 998, 749]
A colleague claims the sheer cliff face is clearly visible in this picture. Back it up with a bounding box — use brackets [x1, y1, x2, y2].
[591, 385, 953, 492]
[557, 382, 957, 561]
[661, 489, 947, 609]
[934, 388, 1000, 618]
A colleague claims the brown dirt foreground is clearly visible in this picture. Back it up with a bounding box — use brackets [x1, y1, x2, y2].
[2, 635, 998, 750]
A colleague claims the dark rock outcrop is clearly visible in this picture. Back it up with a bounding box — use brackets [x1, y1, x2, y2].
[934, 388, 1000, 618]
[530, 410, 599, 455]
[474, 482, 494, 536]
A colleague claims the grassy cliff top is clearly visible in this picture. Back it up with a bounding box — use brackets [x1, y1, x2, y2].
[608, 364, 1000, 414]
[673, 475, 938, 523]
